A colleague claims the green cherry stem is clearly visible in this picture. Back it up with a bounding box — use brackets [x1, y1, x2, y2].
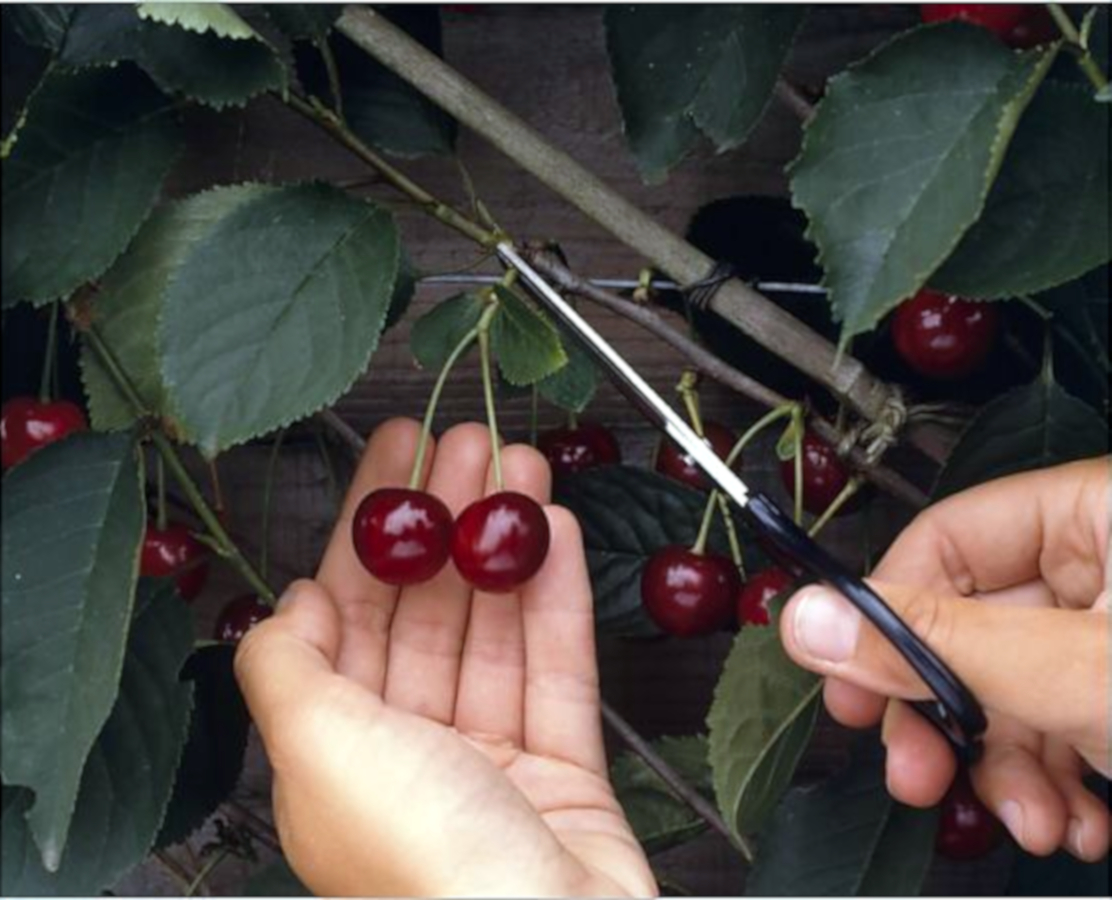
[83, 324, 277, 605]
[478, 301, 504, 491]
[1047, 4, 1109, 91]
[807, 476, 864, 539]
[725, 404, 796, 468]
[715, 494, 745, 579]
[691, 493, 717, 556]
[792, 407, 805, 526]
[317, 38, 345, 120]
[409, 324, 483, 489]
[38, 302, 60, 403]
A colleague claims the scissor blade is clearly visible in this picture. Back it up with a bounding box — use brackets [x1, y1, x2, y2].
[497, 243, 750, 509]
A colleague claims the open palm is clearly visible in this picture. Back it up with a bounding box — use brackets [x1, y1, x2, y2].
[235, 419, 656, 897]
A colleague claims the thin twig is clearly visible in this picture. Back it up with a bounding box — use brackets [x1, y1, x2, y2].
[154, 849, 197, 894]
[223, 800, 282, 853]
[523, 250, 928, 508]
[600, 701, 754, 863]
[773, 77, 816, 122]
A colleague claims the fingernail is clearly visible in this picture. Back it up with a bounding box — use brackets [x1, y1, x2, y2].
[1068, 818, 1086, 858]
[275, 585, 300, 610]
[998, 800, 1026, 846]
[792, 586, 861, 664]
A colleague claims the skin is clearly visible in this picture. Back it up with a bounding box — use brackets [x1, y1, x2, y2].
[780, 457, 1110, 862]
[236, 424, 1110, 895]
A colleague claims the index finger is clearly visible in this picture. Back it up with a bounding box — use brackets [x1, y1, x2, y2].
[876, 457, 1108, 609]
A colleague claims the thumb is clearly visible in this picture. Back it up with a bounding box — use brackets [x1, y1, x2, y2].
[234, 579, 345, 751]
[779, 581, 1108, 740]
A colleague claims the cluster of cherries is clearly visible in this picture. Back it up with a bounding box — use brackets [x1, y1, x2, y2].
[920, 3, 1058, 48]
[352, 488, 550, 593]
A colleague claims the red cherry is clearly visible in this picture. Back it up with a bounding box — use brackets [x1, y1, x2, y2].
[641, 547, 740, 637]
[538, 423, 622, 477]
[936, 770, 1005, 860]
[920, 4, 1057, 48]
[451, 492, 551, 594]
[213, 594, 273, 644]
[141, 521, 210, 601]
[655, 421, 738, 490]
[1, 397, 87, 469]
[737, 567, 795, 627]
[892, 289, 1000, 381]
[352, 488, 453, 586]
[780, 431, 851, 516]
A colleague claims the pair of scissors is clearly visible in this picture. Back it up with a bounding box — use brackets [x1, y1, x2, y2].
[496, 242, 987, 761]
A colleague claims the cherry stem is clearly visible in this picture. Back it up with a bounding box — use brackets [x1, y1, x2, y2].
[478, 304, 504, 491]
[726, 404, 796, 468]
[260, 429, 286, 584]
[317, 38, 345, 120]
[807, 476, 864, 539]
[715, 493, 746, 579]
[677, 371, 705, 436]
[409, 323, 483, 489]
[83, 324, 276, 605]
[1047, 4, 1109, 91]
[38, 302, 59, 403]
[692, 493, 717, 556]
[156, 452, 168, 532]
[793, 408, 805, 526]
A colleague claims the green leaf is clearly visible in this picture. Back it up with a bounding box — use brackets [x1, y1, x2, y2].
[265, 4, 342, 42]
[1, 66, 182, 308]
[933, 377, 1109, 499]
[299, 8, 457, 158]
[156, 644, 249, 848]
[80, 184, 270, 431]
[2, 582, 195, 896]
[4, 5, 75, 52]
[409, 291, 485, 371]
[1, 431, 146, 870]
[538, 330, 600, 413]
[159, 183, 400, 456]
[1042, 268, 1109, 411]
[605, 5, 806, 183]
[745, 745, 938, 896]
[136, 2, 258, 40]
[384, 250, 418, 331]
[790, 23, 1056, 342]
[611, 735, 713, 855]
[553, 466, 735, 637]
[491, 285, 568, 387]
[707, 599, 819, 838]
[932, 83, 1110, 299]
[245, 858, 312, 896]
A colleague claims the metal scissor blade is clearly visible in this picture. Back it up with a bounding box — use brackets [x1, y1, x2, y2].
[497, 242, 750, 508]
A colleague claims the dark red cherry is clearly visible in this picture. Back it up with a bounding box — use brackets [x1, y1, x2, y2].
[936, 770, 1004, 860]
[641, 547, 740, 637]
[141, 521, 210, 601]
[352, 488, 453, 586]
[892, 289, 1000, 381]
[213, 594, 273, 644]
[780, 431, 852, 516]
[737, 567, 795, 627]
[1, 397, 87, 469]
[451, 492, 551, 593]
[538, 423, 622, 477]
[655, 421, 738, 490]
[920, 5, 1057, 48]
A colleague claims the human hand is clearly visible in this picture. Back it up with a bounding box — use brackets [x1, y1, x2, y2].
[780, 457, 1110, 861]
[235, 419, 656, 897]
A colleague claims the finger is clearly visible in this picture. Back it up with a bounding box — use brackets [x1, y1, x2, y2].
[881, 699, 956, 807]
[1043, 739, 1112, 862]
[520, 506, 606, 776]
[973, 726, 1068, 856]
[779, 582, 1108, 740]
[874, 458, 1108, 609]
[823, 677, 886, 729]
[235, 580, 348, 759]
[453, 444, 552, 745]
[316, 418, 431, 691]
[383, 423, 493, 722]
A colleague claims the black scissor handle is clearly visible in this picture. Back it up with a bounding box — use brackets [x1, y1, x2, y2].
[744, 491, 987, 761]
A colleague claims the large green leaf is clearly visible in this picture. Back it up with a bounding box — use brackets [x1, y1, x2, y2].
[605, 5, 806, 183]
[790, 23, 1055, 343]
[539, 329, 600, 414]
[1042, 269, 1109, 412]
[265, 5, 343, 42]
[1, 66, 182, 307]
[932, 83, 1110, 299]
[707, 607, 820, 837]
[312, 8, 457, 158]
[745, 746, 938, 896]
[8, 5, 148, 70]
[136, 2, 257, 40]
[554, 466, 735, 637]
[159, 183, 400, 456]
[156, 644, 249, 848]
[611, 735, 713, 855]
[1, 583, 195, 896]
[933, 376, 1109, 499]
[409, 292, 485, 371]
[490, 285, 568, 387]
[80, 185, 269, 431]
[1, 431, 145, 870]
